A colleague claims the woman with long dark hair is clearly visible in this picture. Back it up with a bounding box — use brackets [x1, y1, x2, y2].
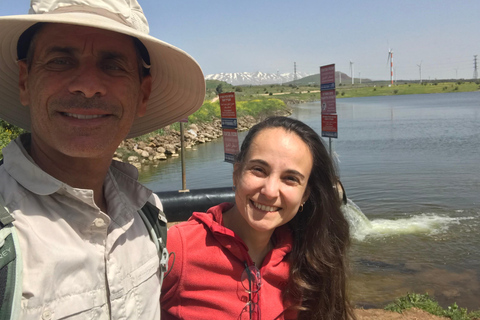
[161, 116, 355, 319]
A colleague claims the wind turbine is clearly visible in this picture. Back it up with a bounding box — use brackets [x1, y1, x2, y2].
[350, 60, 354, 85]
[387, 48, 394, 85]
[417, 61, 422, 83]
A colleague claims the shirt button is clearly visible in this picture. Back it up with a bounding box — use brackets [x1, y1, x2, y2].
[93, 218, 106, 228]
[241, 296, 248, 302]
[42, 309, 53, 320]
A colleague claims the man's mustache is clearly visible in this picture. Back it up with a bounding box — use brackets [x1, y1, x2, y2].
[51, 96, 120, 114]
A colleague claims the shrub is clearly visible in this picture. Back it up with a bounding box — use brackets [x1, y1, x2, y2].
[188, 101, 220, 123]
[0, 120, 26, 158]
[236, 99, 287, 118]
[385, 293, 480, 320]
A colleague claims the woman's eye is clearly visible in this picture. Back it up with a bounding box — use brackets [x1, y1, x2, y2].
[251, 167, 266, 175]
[284, 176, 300, 184]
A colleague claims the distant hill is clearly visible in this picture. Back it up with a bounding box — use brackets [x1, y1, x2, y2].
[205, 71, 310, 86]
[284, 71, 372, 86]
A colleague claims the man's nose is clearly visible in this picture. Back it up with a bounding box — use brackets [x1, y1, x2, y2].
[68, 62, 107, 98]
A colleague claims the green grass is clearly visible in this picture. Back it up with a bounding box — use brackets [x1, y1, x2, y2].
[384, 293, 480, 320]
[336, 81, 480, 98]
[206, 80, 480, 105]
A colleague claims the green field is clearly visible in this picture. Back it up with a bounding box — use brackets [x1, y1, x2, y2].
[208, 80, 480, 103]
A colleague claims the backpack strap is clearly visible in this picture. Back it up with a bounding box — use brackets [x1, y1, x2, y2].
[0, 192, 23, 320]
[138, 201, 169, 284]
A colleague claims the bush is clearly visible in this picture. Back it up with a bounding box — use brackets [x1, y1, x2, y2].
[236, 99, 287, 118]
[385, 293, 480, 320]
[0, 120, 26, 159]
[188, 101, 220, 123]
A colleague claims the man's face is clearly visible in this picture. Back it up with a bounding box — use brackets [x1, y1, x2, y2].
[18, 23, 152, 160]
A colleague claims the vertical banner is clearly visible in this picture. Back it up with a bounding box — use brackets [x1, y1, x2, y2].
[320, 64, 338, 139]
[219, 92, 239, 163]
[321, 114, 338, 138]
[222, 128, 239, 163]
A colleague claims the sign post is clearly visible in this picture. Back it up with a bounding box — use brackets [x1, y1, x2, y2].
[320, 64, 338, 156]
[179, 117, 189, 192]
[219, 92, 239, 163]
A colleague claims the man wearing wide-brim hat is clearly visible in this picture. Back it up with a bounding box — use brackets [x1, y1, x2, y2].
[0, 0, 205, 318]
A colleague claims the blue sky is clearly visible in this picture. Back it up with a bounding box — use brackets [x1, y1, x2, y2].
[2, 1, 479, 81]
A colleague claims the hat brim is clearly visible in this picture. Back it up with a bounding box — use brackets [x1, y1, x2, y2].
[0, 12, 205, 138]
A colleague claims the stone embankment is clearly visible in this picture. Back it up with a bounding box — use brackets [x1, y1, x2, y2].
[114, 114, 287, 168]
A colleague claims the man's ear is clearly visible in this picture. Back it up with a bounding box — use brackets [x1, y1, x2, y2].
[18, 60, 30, 106]
[137, 74, 152, 117]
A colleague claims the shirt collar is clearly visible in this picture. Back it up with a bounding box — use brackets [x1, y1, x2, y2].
[3, 134, 62, 196]
[3, 134, 152, 213]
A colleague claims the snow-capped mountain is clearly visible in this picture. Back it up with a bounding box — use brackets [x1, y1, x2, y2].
[205, 71, 310, 86]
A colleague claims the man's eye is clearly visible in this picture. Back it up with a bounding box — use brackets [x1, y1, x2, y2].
[104, 63, 122, 71]
[47, 58, 72, 66]
[102, 60, 128, 73]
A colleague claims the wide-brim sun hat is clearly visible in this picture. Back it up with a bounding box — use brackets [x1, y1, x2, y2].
[0, 0, 206, 139]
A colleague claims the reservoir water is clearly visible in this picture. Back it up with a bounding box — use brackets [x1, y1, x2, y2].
[140, 91, 480, 310]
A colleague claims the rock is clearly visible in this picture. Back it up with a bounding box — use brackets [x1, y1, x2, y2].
[164, 144, 176, 154]
[128, 156, 139, 163]
[189, 123, 199, 131]
[154, 152, 167, 160]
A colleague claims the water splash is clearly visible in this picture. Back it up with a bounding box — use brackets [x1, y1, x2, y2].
[342, 199, 465, 241]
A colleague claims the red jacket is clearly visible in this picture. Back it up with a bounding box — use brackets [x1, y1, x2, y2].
[161, 203, 297, 319]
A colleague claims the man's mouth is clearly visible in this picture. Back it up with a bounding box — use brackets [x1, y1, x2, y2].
[62, 112, 108, 120]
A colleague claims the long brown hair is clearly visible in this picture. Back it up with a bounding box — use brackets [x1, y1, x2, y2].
[234, 116, 355, 320]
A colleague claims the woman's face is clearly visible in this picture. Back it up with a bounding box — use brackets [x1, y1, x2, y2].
[234, 127, 313, 233]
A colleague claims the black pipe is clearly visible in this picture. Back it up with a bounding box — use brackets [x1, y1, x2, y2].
[155, 182, 347, 223]
[155, 187, 235, 222]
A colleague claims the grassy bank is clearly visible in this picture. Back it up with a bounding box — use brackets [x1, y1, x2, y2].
[207, 79, 480, 104]
[336, 81, 480, 98]
[384, 293, 480, 320]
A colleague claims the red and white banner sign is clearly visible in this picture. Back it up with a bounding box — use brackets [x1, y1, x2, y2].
[219, 92, 237, 119]
[321, 90, 336, 114]
[321, 114, 338, 138]
[222, 128, 239, 163]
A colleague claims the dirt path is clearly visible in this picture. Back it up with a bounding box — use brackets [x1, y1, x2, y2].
[355, 308, 447, 319]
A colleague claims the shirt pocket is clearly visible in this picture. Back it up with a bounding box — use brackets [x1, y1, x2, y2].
[111, 253, 161, 318]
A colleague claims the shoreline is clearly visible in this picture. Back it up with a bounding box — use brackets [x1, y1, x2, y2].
[114, 109, 293, 168]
